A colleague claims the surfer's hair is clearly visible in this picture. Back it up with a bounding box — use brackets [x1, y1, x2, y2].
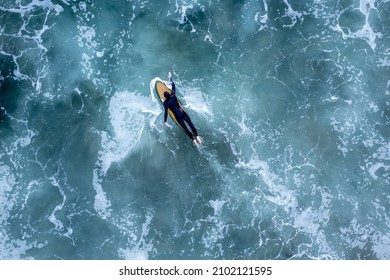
[164, 91, 170, 99]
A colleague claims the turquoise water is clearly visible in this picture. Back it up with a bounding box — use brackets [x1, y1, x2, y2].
[1, 0, 389, 259]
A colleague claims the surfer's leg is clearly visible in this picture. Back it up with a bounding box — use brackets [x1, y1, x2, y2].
[176, 116, 195, 140]
[182, 112, 198, 136]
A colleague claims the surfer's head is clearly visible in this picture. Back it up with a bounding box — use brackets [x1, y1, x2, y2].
[164, 91, 170, 100]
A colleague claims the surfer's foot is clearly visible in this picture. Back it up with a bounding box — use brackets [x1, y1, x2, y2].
[195, 136, 202, 144]
[193, 138, 200, 148]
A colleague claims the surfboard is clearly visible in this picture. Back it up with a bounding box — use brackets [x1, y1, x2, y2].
[154, 80, 185, 129]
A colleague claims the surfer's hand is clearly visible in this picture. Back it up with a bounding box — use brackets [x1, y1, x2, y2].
[165, 122, 172, 129]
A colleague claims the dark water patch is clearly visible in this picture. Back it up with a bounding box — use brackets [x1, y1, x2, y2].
[0, 10, 24, 34]
[338, 8, 366, 34]
[24, 181, 64, 231]
[0, 78, 27, 116]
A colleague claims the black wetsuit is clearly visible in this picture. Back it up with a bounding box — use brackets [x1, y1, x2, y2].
[164, 79, 198, 140]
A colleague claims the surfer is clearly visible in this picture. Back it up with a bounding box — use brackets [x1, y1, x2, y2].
[163, 72, 202, 146]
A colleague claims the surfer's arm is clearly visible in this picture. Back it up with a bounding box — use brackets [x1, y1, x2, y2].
[167, 72, 176, 97]
[164, 110, 172, 129]
[170, 79, 176, 97]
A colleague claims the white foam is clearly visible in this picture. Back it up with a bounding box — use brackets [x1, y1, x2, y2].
[236, 158, 297, 209]
[77, 26, 97, 49]
[80, 53, 92, 78]
[92, 157, 112, 219]
[371, 200, 390, 259]
[344, 100, 352, 105]
[368, 163, 389, 180]
[76, 24, 98, 78]
[79, 1, 87, 12]
[387, 80, 390, 95]
[181, 87, 213, 117]
[329, 112, 359, 156]
[0, 162, 33, 259]
[255, 0, 269, 30]
[235, 155, 335, 257]
[48, 179, 66, 231]
[340, 218, 390, 259]
[294, 207, 320, 233]
[2, 0, 63, 92]
[359, 0, 375, 15]
[59, 0, 70, 5]
[7, 0, 63, 16]
[232, 112, 253, 136]
[150, 77, 165, 104]
[378, 57, 390, 67]
[118, 213, 153, 259]
[200, 215, 226, 257]
[282, 0, 303, 28]
[0, 163, 16, 224]
[294, 189, 332, 235]
[331, 1, 382, 50]
[92, 90, 160, 218]
[110, 90, 160, 145]
[118, 247, 149, 260]
[209, 200, 226, 216]
[95, 50, 104, 58]
[373, 142, 390, 161]
[368, 102, 379, 113]
[176, 3, 196, 33]
[373, 234, 390, 259]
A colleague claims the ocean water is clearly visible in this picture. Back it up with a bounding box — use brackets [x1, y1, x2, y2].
[0, 0, 389, 260]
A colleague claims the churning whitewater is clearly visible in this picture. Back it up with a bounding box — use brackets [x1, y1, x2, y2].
[0, 0, 390, 259]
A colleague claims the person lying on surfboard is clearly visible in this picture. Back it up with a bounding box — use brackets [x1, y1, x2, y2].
[164, 72, 202, 146]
